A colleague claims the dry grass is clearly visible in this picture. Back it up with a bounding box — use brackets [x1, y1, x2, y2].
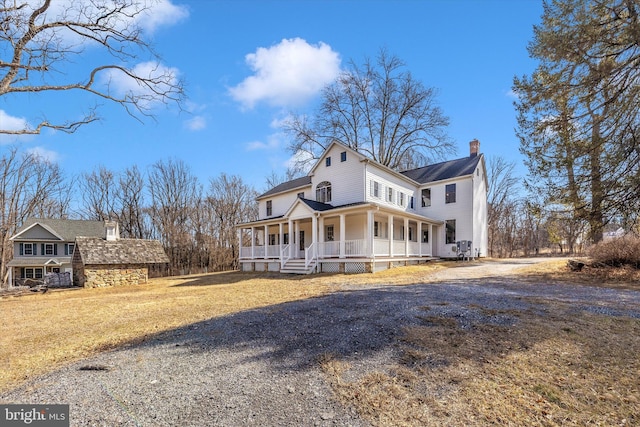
[321, 306, 640, 426]
[2, 259, 639, 426]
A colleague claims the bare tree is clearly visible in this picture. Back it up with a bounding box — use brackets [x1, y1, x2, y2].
[0, 147, 68, 284]
[283, 48, 453, 173]
[206, 173, 258, 271]
[80, 166, 117, 220]
[147, 158, 201, 275]
[0, 0, 185, 134]
[117, 165, 150, 239]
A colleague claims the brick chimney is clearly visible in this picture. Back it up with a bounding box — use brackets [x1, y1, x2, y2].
[469, 139, 480, 157]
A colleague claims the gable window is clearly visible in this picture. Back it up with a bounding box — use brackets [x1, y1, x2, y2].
[316, 181, 332, 203]
[266, 200, 273, 216]
[297, 192, 304, 198]
[422, 188, 431, 207]
[445, 184, 456, 204]
[326, 157, 331, 167]
[370, 180, 380, 198]
[446, 219, 456, 244]
[340, 151, 347, 162]
[387, 187, 393, 203]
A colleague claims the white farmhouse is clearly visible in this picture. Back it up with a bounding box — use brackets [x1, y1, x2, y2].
[238, 139, 488, 274]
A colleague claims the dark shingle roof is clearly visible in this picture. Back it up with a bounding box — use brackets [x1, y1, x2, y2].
[258, 176, 312, 199]
[16, 218, 105, 241]
[75, 237, 169, 265]
[400, 155, 482, 184]
[299, 198, 334, 211]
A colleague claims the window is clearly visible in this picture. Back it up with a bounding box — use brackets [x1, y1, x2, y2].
[410, 196, 414, 209]
[283, 233, 289, 245]
[21, 243, 36, 256]
[340, 151, 347, 162]
[445, 184, 456, 204]
[374, 221, 380, 237]
[422, 229, 429, 243]
[297, 192, 304, 198]
[326, 225, 334, 241]
[316, 181, 332, 203]
[24, 268, 34, 279]
[65, 243, 75, 256]
[44, 243, 55, 255]
[387, 187, 393, 202]
[446, 220, 456, 244]
[370, 180, 380, 198]
[326, 157, 331, 167]
[266, 200, 272, 216]
[398, 192, 405, 207]
[422, 188, 431, 207]
[268, 234, 277, 245]
[35, 268, 43, 279]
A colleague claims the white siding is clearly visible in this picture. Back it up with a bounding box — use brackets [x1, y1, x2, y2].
[311, 145, 364, 206]
[365, 164, 418, 213]
[258, 185, 310, 220]
[472, 161, 488, 257]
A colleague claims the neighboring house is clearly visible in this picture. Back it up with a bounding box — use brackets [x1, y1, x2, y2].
[7, 218, 106, 287]
[72, 221, 169, 288]
[237, 139, 488, 274]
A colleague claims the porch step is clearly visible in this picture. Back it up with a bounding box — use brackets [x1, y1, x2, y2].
[280, 259, 316, 274]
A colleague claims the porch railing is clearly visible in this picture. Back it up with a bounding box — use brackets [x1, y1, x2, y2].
[305, 243, 318, 269]
[280, 244, 291, 268]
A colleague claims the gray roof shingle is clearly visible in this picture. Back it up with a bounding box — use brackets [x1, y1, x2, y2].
[400, 155, 482, 184]
[258, 176, 312, 199]
[15, 218, 105, 241]
[75, 237, 169, 265]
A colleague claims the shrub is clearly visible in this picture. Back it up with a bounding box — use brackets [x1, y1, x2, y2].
[588, 236, 640, 268]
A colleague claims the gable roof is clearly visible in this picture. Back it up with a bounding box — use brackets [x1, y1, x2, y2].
[258, 176, 312, 199]
[400, 155, 483, 184]
[75, 237, 169, 265]
[12, 218, 105, 241]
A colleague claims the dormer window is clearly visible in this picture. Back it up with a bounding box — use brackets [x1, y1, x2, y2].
[316, 181, 332, 203]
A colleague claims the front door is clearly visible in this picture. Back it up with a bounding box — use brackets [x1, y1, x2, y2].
[298, 230, 305, 257]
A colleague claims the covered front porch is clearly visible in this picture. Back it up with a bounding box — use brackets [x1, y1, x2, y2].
[238, 202, 441, 274]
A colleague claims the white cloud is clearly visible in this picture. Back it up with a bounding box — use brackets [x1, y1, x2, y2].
[246, 133, 283, 151]
[0, 110, 33, 144]
[26, 146, 61, 163]
[138, 0, 190, 34]
[184, 115, 206, 131]
[229, 38, 341, 109]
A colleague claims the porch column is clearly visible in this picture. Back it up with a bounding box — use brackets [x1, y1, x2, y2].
[318, 216, 325, 258]
[429, 223, 433, 256]
[388, 214, 394, 256]
[288, 219, 294, 259]
[367, 210, 375, 258]
[404, 218, 409, 256]
[418, 222, 423, 257]
[312, 215, 318, 255]
[251, 226, 255, 259]
[263, 224, 269, 259]
[294, 221, 300, 257]
[339, 214, 346, 258]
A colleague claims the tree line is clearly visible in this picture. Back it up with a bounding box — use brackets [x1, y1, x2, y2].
[0, 147, 259, 281]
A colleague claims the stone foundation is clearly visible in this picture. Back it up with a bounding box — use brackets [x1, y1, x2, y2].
[79, 264, 149, 288]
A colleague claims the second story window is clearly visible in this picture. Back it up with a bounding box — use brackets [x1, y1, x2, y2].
[340, 151, 347, 162]
[326, 157, 331, 167]
[20, 243, 36, 256]
[387, 187, 393, 202]
[445, 184, 456, 204]
[316, 181, 332, 203]
[266, 200, 272, 216]
[370, 180, 380, 198]
[422, 188, 431, 207]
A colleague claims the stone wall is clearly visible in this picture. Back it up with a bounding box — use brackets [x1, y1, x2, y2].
[81, 264, 149, 288]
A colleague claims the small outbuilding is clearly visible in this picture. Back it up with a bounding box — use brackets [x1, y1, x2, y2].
[72, 222, 169, 288]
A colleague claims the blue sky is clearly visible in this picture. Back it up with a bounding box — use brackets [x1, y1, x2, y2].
[2, 0, 543, 194]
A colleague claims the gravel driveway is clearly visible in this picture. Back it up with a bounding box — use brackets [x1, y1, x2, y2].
[3, 258, 640, 426]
